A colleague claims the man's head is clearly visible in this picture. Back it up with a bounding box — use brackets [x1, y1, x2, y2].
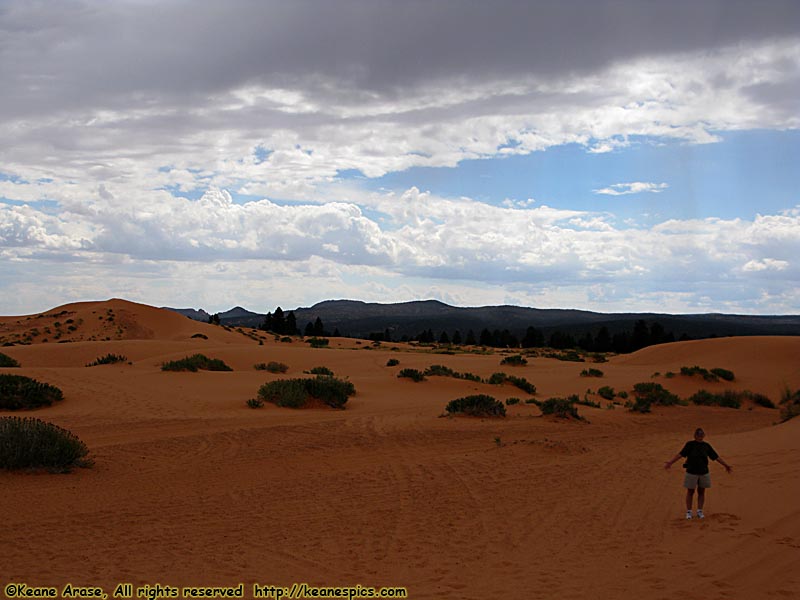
[694, 427, 705, 441]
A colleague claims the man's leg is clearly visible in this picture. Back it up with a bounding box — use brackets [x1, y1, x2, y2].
[685, 488, 695, 510]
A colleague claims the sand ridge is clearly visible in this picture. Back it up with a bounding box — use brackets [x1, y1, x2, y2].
[1, 300, 799, 599]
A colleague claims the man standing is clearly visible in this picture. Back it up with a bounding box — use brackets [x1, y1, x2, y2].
[664, 428, 733, 519]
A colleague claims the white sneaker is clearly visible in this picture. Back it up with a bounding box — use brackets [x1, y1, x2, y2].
[686, 510, 693, 520]
[697, 510, 705, 519]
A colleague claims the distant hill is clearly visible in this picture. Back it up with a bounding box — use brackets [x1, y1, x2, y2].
[163, 300, 800, 343]
[162, 307, 211, 322]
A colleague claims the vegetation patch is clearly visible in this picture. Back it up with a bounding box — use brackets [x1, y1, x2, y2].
[580, 368, 604, 378]
[0, 374, 64, 410]
[0, 417, 91, 471]
[488, 372, 536, 395]
[423, 364, 482, 382]
[398, 368, 426, 382]
[597, 386, 616, 400]
[780, 388, 800, 422]
[86, 353, 127, 367]
[680, 366, 735, 383]
[445, 394, 506, 417]
[544, 350, 585, 362]
[254, 361, 289, 373]
[306, 366, 335, 376]
[306, 337, 330, 348]
[0, 352, 21, 367]
[500, 354, 528, 366]
[386, 358, 400, 367]
[246, 398, 264, 409]
[629, 382, 681, 413]
[161, 354, 233, 372]
[688, 390, 743, 409]
[257, 375, 355, 409]
[539, 396, 583, 420]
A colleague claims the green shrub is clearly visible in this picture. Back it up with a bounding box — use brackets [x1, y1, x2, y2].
[161, 354, 233, 372]
[306, 337, 329, 348]
[246, 398, 264, 409]
[618, 390, 629, 399]
[424, 364, 456, 377]
[630, 382, 680, 413]
[0, 417, 91, 471]
[257, 361, 288, 373]
[0, 352, 20, 368]
[580, 368, 604, 378]
[487, 372, 507, 385]
[539, 396, 582, 420]
[680, 366, 719, 382]
[257, 376, 355, 409]
[445, 394, 506, 417]
[689, 390, 741, 409]
[86, 353, 127, 367]
[0, 374, 64, 410]
[710, 368, 735, 381]
[398, 368, 426, 382]
[597, 386, 615, 400]
[306, 366, 334, 376]
[500, 354, 527, 366]
[743, 391, 775, 409]
[386, 359, 400, 367]
[779, 388, 800, 422]
[505, 397, 521, 406]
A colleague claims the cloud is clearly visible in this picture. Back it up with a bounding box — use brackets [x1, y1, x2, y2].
[741, 258, 790, 272]
[593, 182, 670, 196]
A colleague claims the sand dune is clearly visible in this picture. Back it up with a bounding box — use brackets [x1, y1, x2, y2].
[1, 300, 799, 599]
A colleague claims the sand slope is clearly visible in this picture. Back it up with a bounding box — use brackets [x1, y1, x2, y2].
[1, 301, 799, 599]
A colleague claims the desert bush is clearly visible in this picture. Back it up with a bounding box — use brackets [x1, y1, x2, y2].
[306, 337, 329, 348]
[0, 374, 64, 410]
[0, 352, 20, 368]
[424, 364, 456, 377]
[445, 394, 506, 417]
[580, 368, 604, 378]
[254, 361, 289, 373]
[86, 353, 127, 367]
[539, 396, 582, 420]
[742, 391, 775, 409]
[500, 354, 527, 366]
[386, 359, 400, 367]
[710, 368, 735, 381]
[398, 368, 426, 382]
[680, 366, 719, 382]
[505, 397, 521, 406]
[0, 417, 90, 471]
[488, 372, 507, 385]
[307, 366, 335, 376]
[246, 398, 264, 409]
[545, 350, 584, 362]
[161, 354, 233, 372]
[597, 386, 616, 400]
[257, 376, 355, 409]
[779, 388, 800, 422]
[689, 390, 742, 409]
[629, 382, 680, 412]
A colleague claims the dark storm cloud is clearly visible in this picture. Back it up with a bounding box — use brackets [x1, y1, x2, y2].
[2, 0, 798, 118]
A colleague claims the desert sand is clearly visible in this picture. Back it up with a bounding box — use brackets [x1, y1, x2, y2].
[1, 299, 799, 599]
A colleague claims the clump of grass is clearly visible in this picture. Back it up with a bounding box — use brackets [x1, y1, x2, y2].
[445, 394, 506, 417]
[161, 354, 233, 372]
[580, 368, 604, 378]
[629, 382, 681, 413]
[597, 386, 615, 400]
[86, 353, 127, 367]
[257, 376, 355, 409]
[306, 337, 329, 348]
[680, 365, 734, 382]
[398, 368, 426, 382]
[710, 368, 735, 382]
[386, 358, 400, 367]
[0, 352, 20, 368]
[0, 374, 64, 410]
[306, 366, 334, 376]
[505, 397, 521, 406]
[544, 350, 584, 362]
[779, 388, 800, 422]
[539, 396, 583, 420]
[488, 372, 536, 395]
[688, 390, 742, 409]
[246, 398, 264, 409]
[254, 361, 288, 373]
[0, 417, 91, 471]
[500, 354, 528, 366]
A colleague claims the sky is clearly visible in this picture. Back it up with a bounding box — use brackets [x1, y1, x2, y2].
[1, 0, 799, 316]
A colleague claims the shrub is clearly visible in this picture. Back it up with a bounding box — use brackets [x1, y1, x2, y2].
[257, 376, 355, 409]
[424, 364, 456, 377]
[0, 417, 91, 471]
[779, 388, 800, 422]
[0, 352, 20, 368]
[161, 354, 233, 372]
[680, 366, 719, 382]
[0, 374, 64, 410]
[263, 361, 289, 373]
[539, 396, 582, 420]
[386, 359, 400, 367]
[86, 353, 127, 367]
[506, 397, 521, 406]
[629, 382, 680, 412]
[580, 368, 604, 378]
[246, 398, 264, 409]
[689, 390, 741, 409]
[597, 386, 615, 400]
[500, 354, 527, 366]
[487, 372, 507, 385]
[743, 391, 775, 409]
[306, 337, 329, 348]
[307, 366, 334, 376]
[445, 394, 506, 417]
[398, 368, 425, 382]
[710, 368, 735, 382]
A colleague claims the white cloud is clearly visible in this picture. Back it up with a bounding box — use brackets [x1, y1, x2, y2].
[742, 258, 790, 272]
[593, 182, 670, 196]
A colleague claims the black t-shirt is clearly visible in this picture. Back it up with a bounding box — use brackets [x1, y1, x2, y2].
[680, 440, 719, 475]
